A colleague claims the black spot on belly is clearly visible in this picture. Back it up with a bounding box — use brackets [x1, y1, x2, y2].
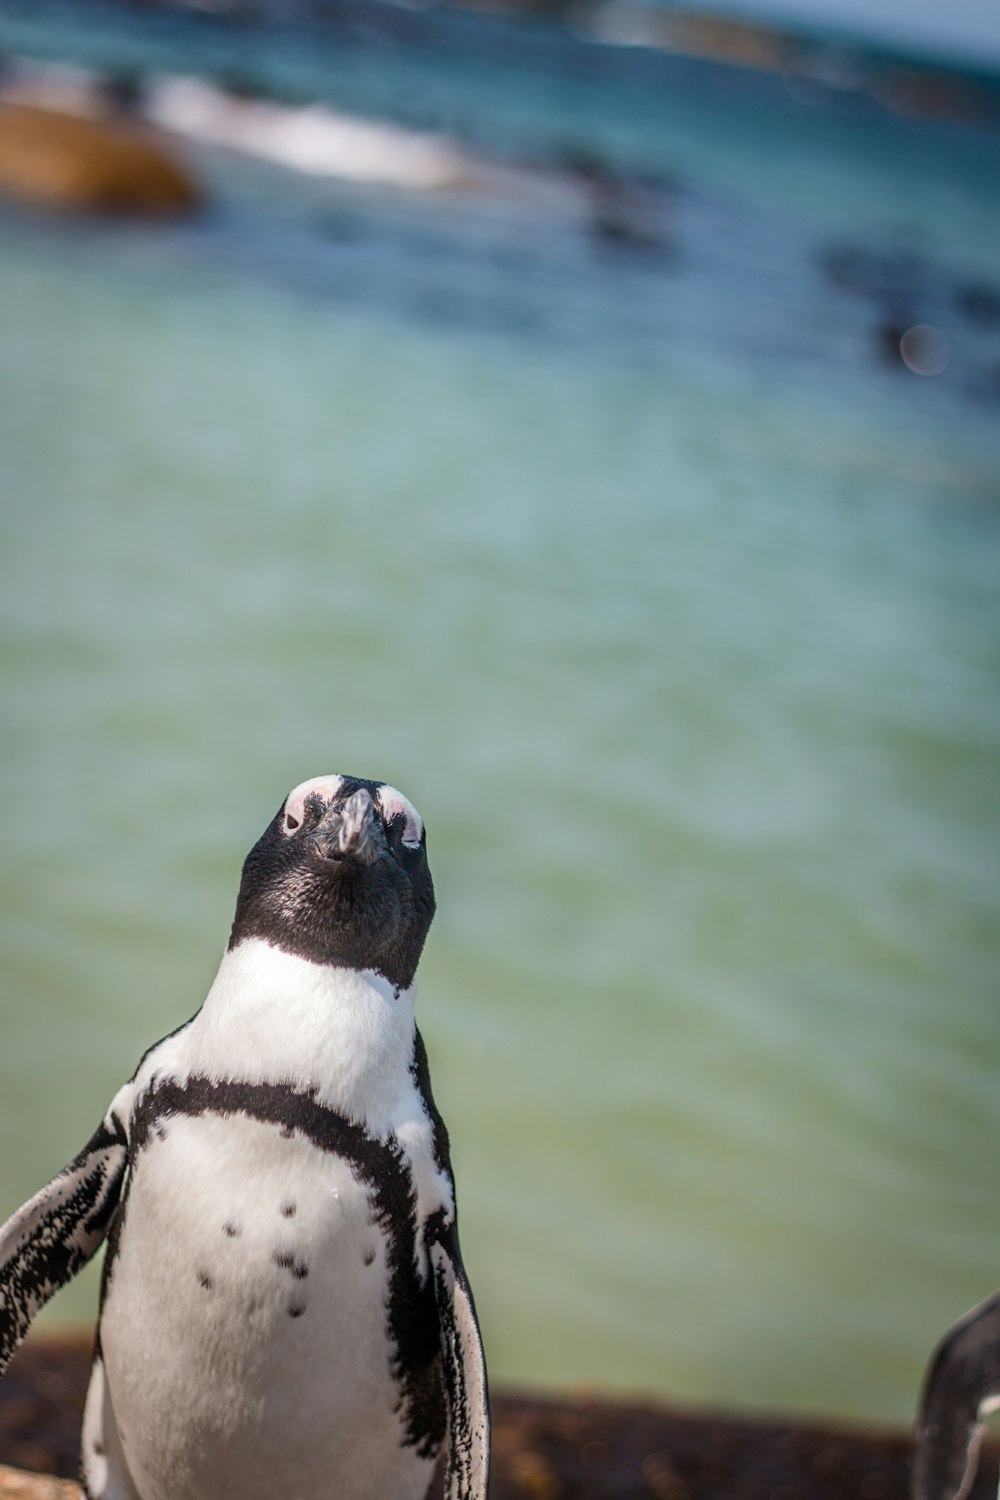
[92, 1440, 105, 1457]
[223, 1221, 241, 1238]
[273, 1250, 308, 1279]
[280, 1200, 296, 1218]
[196, 1270, 213, 1291]
[288, 1301, 306, 1319]
[363, 1248, 376, 1267]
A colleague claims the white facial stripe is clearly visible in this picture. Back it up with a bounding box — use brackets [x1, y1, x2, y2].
[375, 785, 424, 848]
[283, 775, 344, 830]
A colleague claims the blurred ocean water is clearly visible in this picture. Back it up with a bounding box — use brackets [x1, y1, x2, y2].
[0, 0, 999, 1428]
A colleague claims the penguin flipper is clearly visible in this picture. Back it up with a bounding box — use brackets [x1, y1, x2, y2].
[0, 1107, 128, 1377]
[913, 1290, 1000, 1500]
[428, 1222, 490, 1500]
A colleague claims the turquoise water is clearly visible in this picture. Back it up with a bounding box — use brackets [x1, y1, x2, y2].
[1, 1, 1000, 1430]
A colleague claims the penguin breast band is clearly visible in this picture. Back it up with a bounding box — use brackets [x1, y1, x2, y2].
[0, 774, 490, 1500]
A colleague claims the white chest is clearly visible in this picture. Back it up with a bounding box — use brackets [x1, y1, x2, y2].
[93, 943, 455, 1500]
[100, 1112, 440, 1500]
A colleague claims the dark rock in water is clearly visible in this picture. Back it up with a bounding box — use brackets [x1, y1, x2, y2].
[818, 243, 931, 303]
[96, 69, 148, 117]
[215, 68, 283, 104]
[3, 1333, 999, 1499]
[873, 316, 912, 366]
[563, 150, 670, 255]
[0, 105, 200, 217]
[955, 279, 1000, 328]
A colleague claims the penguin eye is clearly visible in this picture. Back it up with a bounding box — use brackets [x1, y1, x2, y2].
[281, 776, 344, 839]
[389, 816, 421, 855]
[282, 787, 328, 836]
[376, 785, 424, 851]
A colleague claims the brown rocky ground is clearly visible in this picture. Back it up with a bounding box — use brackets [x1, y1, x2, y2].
[0, 1469, 79, 1499]
[1, 1334, 997, 1499]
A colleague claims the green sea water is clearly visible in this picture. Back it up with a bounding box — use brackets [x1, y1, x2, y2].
[0, 26, 999, 1426]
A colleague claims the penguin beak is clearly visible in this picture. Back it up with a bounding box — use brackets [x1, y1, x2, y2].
[311, 789, 380, 867]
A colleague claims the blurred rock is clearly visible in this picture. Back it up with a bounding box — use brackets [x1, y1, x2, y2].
[818, 243, 930, 303]
[0, 104, 199, 217]
[955, 279, 1000, 328]
[0, 1469, 79, 1500]
[563, 149, 670, 254]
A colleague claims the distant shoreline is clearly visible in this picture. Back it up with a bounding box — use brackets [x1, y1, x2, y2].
[3, 0, 999, 133]
[3, 1332, 999, 1500]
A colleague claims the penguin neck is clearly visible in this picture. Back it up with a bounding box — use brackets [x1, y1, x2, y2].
[195, 937, 419, 1131]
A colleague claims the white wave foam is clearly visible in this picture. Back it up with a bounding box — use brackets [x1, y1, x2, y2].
[145, 76, 471, 192]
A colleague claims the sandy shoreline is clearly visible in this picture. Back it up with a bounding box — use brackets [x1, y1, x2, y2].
[2, 1333, 997, 1499]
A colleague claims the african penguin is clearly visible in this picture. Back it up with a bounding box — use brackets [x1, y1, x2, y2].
[0, 774, 489, 1500]
[913, 1290, 1000, 1500]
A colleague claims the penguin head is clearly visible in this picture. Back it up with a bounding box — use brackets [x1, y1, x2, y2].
[228, 775, 436, 990]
